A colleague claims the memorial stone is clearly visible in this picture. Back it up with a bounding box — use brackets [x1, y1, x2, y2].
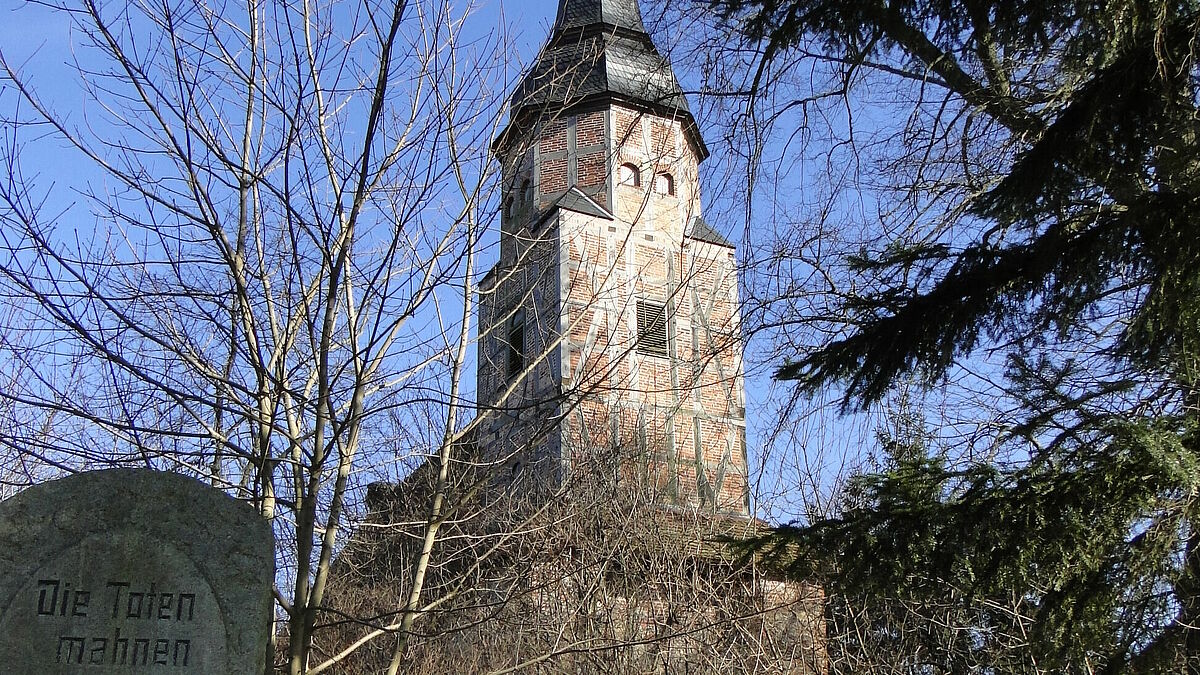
[0, 469, 274, 674]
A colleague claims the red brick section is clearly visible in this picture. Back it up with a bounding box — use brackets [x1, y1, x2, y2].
[615, 107, 639, 144]
[651, 117, 673, 154]
[577, 151, 606, 190]
[540, 157, 568, 195]
[539, 119, 568, 152]
[576, 110, 605, 146]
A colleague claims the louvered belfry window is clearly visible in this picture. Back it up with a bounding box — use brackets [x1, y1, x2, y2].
[636, 300, 668, 358]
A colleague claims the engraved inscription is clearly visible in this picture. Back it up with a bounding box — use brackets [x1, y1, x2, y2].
[37, 580, 90, 617]
[35, 578, 200, 667]
[0, 470, 273, 675]
[54, 631, 191, 667]
[0, 532, 226, 673]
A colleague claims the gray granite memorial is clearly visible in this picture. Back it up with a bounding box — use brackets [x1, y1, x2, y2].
[0, 469, 274, 673]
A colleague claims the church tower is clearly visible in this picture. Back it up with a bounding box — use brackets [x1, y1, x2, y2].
[477, 0, 747, 514]
[324, 5, 824, 670]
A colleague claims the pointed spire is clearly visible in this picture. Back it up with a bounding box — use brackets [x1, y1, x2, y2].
[552, 0, 646, 35]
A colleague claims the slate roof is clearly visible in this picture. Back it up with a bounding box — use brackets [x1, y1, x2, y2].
[552, 186, 615, 220]
[499, 0, 706, 160]
[532, 186, 615, 232]
[510, 0, 690, 115]
[510, 33, 691, 117]
[554, 0, 645, 33]
[687, 215, 734, 248]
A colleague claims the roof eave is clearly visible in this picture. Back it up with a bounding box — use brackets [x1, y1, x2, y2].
[493, 93, 709, 163]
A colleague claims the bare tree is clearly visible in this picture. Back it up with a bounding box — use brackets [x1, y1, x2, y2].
[0, 0, 521, 672]
[0, 0, 834, 672]
[320, 454, 825, 674]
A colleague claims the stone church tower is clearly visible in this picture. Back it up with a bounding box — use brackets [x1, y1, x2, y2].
[477, 0, 748, 514]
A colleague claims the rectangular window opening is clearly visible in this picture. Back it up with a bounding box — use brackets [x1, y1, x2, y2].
[507, 314, 525, 378]
[636, 299, 669, 358]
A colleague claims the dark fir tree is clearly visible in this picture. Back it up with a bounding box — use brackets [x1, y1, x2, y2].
[700, 0, 1200, 672]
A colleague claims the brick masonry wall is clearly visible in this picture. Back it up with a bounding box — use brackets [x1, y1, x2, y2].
[479, 102, 747, 514]
[557, 208, 747, 513]
[477, 212, 563, 482]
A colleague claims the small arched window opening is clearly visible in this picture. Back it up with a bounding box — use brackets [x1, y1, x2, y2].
[653, 172, 674, 196]
[618, 163, 641, 187]
[520, 177, 532, 205]
[504, 196, 514, 221]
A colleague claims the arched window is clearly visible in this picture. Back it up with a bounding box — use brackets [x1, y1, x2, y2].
[653, 172, 675, 196]
[618, 163, 641, 187]
[520, 177, 532, 205]
[504, 196, 514, 220]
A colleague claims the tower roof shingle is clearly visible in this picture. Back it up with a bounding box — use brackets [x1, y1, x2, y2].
[497, 0, 706, 160]
[554, 0, 645, 33]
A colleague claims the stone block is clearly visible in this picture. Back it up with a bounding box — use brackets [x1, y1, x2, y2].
[0, 469, 274, 674]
